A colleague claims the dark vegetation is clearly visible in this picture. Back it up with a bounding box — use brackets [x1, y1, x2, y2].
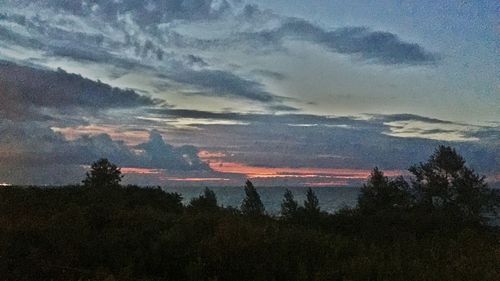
[0, 146, 498, 280]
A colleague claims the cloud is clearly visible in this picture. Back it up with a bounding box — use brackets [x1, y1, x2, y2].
[1, 11, 284, 103]
[135, 130, 209, 170]
[0, 120, 210, 185]
[226, 18, 438, 65]
[251, 69, 287, 80]
[195, 122, 496, 173]
[169, 69, 276, 102]
[0, 109, 497, 186]
[0, 1, 491, 187]
[184, 54, 209, 67]
[0, 61, 159, 120]
[147, 109, 498, 175]
[2, 1, 437, 69]
[266, 105, 299, 112]
[149, 108, 374, 127]
[373, 114, 457, 125]
[5, 0, 232, 25]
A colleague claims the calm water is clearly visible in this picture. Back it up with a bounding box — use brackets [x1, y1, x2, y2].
[162, 186, 361, 215]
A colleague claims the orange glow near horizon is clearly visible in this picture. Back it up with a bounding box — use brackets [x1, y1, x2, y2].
[207, 161, 401, 179]
[306, 180, 350, 187]
[197, 147, 405, 186]
[160, 177, 231, 182]
[120, 167, 231, 183]
[120, 167, 162, 175]
[87, 150, 411, 186]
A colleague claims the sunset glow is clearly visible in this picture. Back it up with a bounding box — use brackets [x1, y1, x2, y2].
[204, 160, 403, 186]
[0, 0, 497, 187]
[120, 168, 162, 175]
[159, 177, 231, 182]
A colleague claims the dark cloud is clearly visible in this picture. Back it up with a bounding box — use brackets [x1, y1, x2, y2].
[255, 19, 437, 64]
[150, 108, 376, 128]
[374, 114, 457, 124]
[0, 15, 281, 104]
[267, 105, 300, 112]
[400, 128, 458, 135]
[0, 61, 159, 120]
[0, 25, 44, 50]
[0, 2, 492, 187]
[0, 121, 210, 185]
[241, 4, 262, 20]
[469, 127, 500, 141]
[149, 109, 497, 174]
[170, 69, 276, 102]
[49, 45, 145, 70]
[201, 17, 438, 65]
[1, 1, 437, 74]
[4, 0, 231, 24]
[66, 131, 209, 171]
[135, 130, 209, 170]
[251, 69, 287, 80]
[0, 8, 282, 104]
[0, 13, 155, 68]
[185, 54, 209, 67]
[180, 121, 496, 174]
[0, 110, 496, 185]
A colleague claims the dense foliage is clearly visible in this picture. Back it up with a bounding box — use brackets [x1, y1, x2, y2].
[83, 158, 123, 189]
[0, 146, 498, 281]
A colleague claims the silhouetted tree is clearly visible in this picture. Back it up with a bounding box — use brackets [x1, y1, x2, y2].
[409, 145, 496, 221]
[83, 158, 122, 188]
[304, 188, 320, 216]
[280, 189, 298, 220]
[358, 168, 411, 213]
[241, 180, 265, 216]
[189, 187, 218, 210]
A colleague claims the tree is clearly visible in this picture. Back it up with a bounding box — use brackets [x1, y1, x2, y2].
[280, 189, 298, 220]
[189, 187, 218, 210]
[241, 180, 265, 216]
[358, 167, 411, 213]
[304, 188, 320, 216]
[409, 145, 496, 221]
[83, 158, 123, 188]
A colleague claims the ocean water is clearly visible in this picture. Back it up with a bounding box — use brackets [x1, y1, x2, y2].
[162, 186, 362, 215]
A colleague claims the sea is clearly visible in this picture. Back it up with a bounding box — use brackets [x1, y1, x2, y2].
[162, 186, 362, 215]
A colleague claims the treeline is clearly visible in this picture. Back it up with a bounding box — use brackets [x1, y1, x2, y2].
[0, 146, 498, 280]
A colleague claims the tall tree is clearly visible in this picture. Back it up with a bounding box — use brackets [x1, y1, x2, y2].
[358, 168, 411, 213]
[409, 145, 496, 221]
[280, 189, 298, 220]
[189, 187, 218, 210]
[82, 158, 122, 188]
[304, 188, 320, 215]
[241, 180, 265, 216]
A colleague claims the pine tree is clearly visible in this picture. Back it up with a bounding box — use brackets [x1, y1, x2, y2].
[82, 158, 122, 188]
[241, 180, 265, 216]
[304, 188, 320, 215]
[189, 187, 218, 210]
[280, 189, 298, 220]
[358, 167, 411, 213]
[409, 145, 496, 221]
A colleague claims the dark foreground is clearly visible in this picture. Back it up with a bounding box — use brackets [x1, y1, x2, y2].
[0, 185, 498, 281]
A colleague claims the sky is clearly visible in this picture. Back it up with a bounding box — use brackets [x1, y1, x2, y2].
[0, 0, 498, 187]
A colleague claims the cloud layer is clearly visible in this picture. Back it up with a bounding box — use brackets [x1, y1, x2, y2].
[220, 17, 438, 65]
[0, 61, 158, 121]
[0, 1, 496, 187]
[0, 121, 210, 185]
